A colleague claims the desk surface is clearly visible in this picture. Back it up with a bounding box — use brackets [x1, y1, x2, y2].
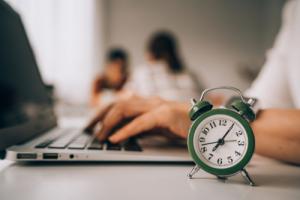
[0, 155, 300, 200]
[1, 114, 300, 200]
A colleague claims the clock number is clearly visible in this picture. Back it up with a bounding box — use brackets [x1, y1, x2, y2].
[202, 128, 209, 135]
[208, 153, 214, 160]
[200, 147, 207, 153]
[217, 158, 223, 165]
[199, 137, 205, 143]
[235, 130, 243, 137]
[227, 156, 233, 164]
[235, 151, 241, 156]
[219, 119, 227, 126]
[238, 140, 245, 146]
[209, 121, 217, 129]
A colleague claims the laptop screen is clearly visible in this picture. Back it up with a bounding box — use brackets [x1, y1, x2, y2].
[0, 1, 56, 157]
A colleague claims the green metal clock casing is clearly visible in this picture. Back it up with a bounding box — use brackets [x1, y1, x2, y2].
[188, 108, 255, 176]
[187, 87, 257, 185]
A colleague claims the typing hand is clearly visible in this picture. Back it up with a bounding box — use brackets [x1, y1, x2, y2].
[84, 95, 191, 144]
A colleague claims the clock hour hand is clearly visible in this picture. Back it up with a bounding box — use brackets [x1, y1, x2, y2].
[212, 141, 221, 152]
[212, 123, 235, 151]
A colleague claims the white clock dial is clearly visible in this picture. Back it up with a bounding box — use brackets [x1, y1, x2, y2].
[193, 114, 248, 169]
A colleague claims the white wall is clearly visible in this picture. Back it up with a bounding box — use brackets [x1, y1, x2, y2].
[6, 0, 106, 104]
[105, 0, 284, 90]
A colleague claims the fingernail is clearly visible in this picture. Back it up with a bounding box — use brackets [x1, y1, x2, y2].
[108, 136, 118, 143]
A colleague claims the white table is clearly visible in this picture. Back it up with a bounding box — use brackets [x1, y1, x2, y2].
[1, 111, 300, 200]
[0, 155, 300, 200]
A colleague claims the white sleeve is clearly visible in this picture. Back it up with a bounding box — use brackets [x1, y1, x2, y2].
[123, 65, 153, 97]
[245, 1, 296, 108]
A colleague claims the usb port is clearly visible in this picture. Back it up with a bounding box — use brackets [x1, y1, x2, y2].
[17, 153, 37, 159]
[43, 153, 58, 159]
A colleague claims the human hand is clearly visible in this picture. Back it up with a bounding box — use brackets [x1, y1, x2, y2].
[84, 95, 191, 143]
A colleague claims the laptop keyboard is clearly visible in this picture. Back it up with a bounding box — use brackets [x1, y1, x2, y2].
[68, 134, 90, 150]
[48, 132, 78, 149]
[35, 131, 142, 152]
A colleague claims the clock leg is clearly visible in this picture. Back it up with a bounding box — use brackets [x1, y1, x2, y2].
[217, 176, 227, 182]
[188, 165, 201, 179]
[241, 169, 255, 186]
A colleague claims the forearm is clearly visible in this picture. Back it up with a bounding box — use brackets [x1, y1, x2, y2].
[252, 109, 300, 164]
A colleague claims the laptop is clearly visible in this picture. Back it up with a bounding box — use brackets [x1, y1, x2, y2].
[0, 1, 191, 162]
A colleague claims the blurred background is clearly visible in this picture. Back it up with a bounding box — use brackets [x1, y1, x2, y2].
[5, 0, 285, 106]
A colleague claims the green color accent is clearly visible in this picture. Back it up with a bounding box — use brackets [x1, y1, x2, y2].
[189, 101, 213, 121]
[231, 100, 256, 122]
[187, 108, 255, 176]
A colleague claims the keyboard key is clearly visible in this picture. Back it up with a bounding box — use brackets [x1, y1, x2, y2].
[34, 129, 68, 149]
[124, 138, 142, 152]
[87, 139, 103, 150]
[48, 132, 77, 149]
[68, 134, 90, 150]
[106, 141, 121, 151]
[35, 138, 56, 148]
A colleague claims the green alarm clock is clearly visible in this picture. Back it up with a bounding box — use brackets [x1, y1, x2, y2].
[187, 86, 257, 186]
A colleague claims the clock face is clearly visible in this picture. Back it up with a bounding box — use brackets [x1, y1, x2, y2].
[193, 114, 248, 169]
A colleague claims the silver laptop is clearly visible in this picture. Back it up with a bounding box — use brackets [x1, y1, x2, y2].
[0, 1, 191, 162]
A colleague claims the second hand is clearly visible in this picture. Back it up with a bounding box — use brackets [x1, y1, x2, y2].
[202, 140, 237, 146]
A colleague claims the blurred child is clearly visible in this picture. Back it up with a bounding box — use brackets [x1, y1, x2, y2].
[127, 31, 203, 102]
[90, 49, 129, 107]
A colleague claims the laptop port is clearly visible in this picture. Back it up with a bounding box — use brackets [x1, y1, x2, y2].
[17, 153, 37, 159]
[43, 153, 58, 159]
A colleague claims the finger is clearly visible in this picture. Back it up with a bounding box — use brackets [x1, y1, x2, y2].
[108, 111, 158, 143]
[84, 103, 114, 133]
[95, 105, 125, 141]
[95, 100, 150, 141]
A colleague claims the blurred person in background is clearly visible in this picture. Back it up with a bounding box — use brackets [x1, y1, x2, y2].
[126, 31, 203, 102]
[86, 1, 300, 165]
[90, 49, 129, 107]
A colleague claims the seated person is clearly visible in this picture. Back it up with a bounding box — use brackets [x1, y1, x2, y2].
[86, 1, 300, 165]
[90, 49, 129, 107]
[126, 31, 203, 102]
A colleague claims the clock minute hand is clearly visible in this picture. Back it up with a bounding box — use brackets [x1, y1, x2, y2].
[212, 123, 235, 152]
[221, 123, 235, 140]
